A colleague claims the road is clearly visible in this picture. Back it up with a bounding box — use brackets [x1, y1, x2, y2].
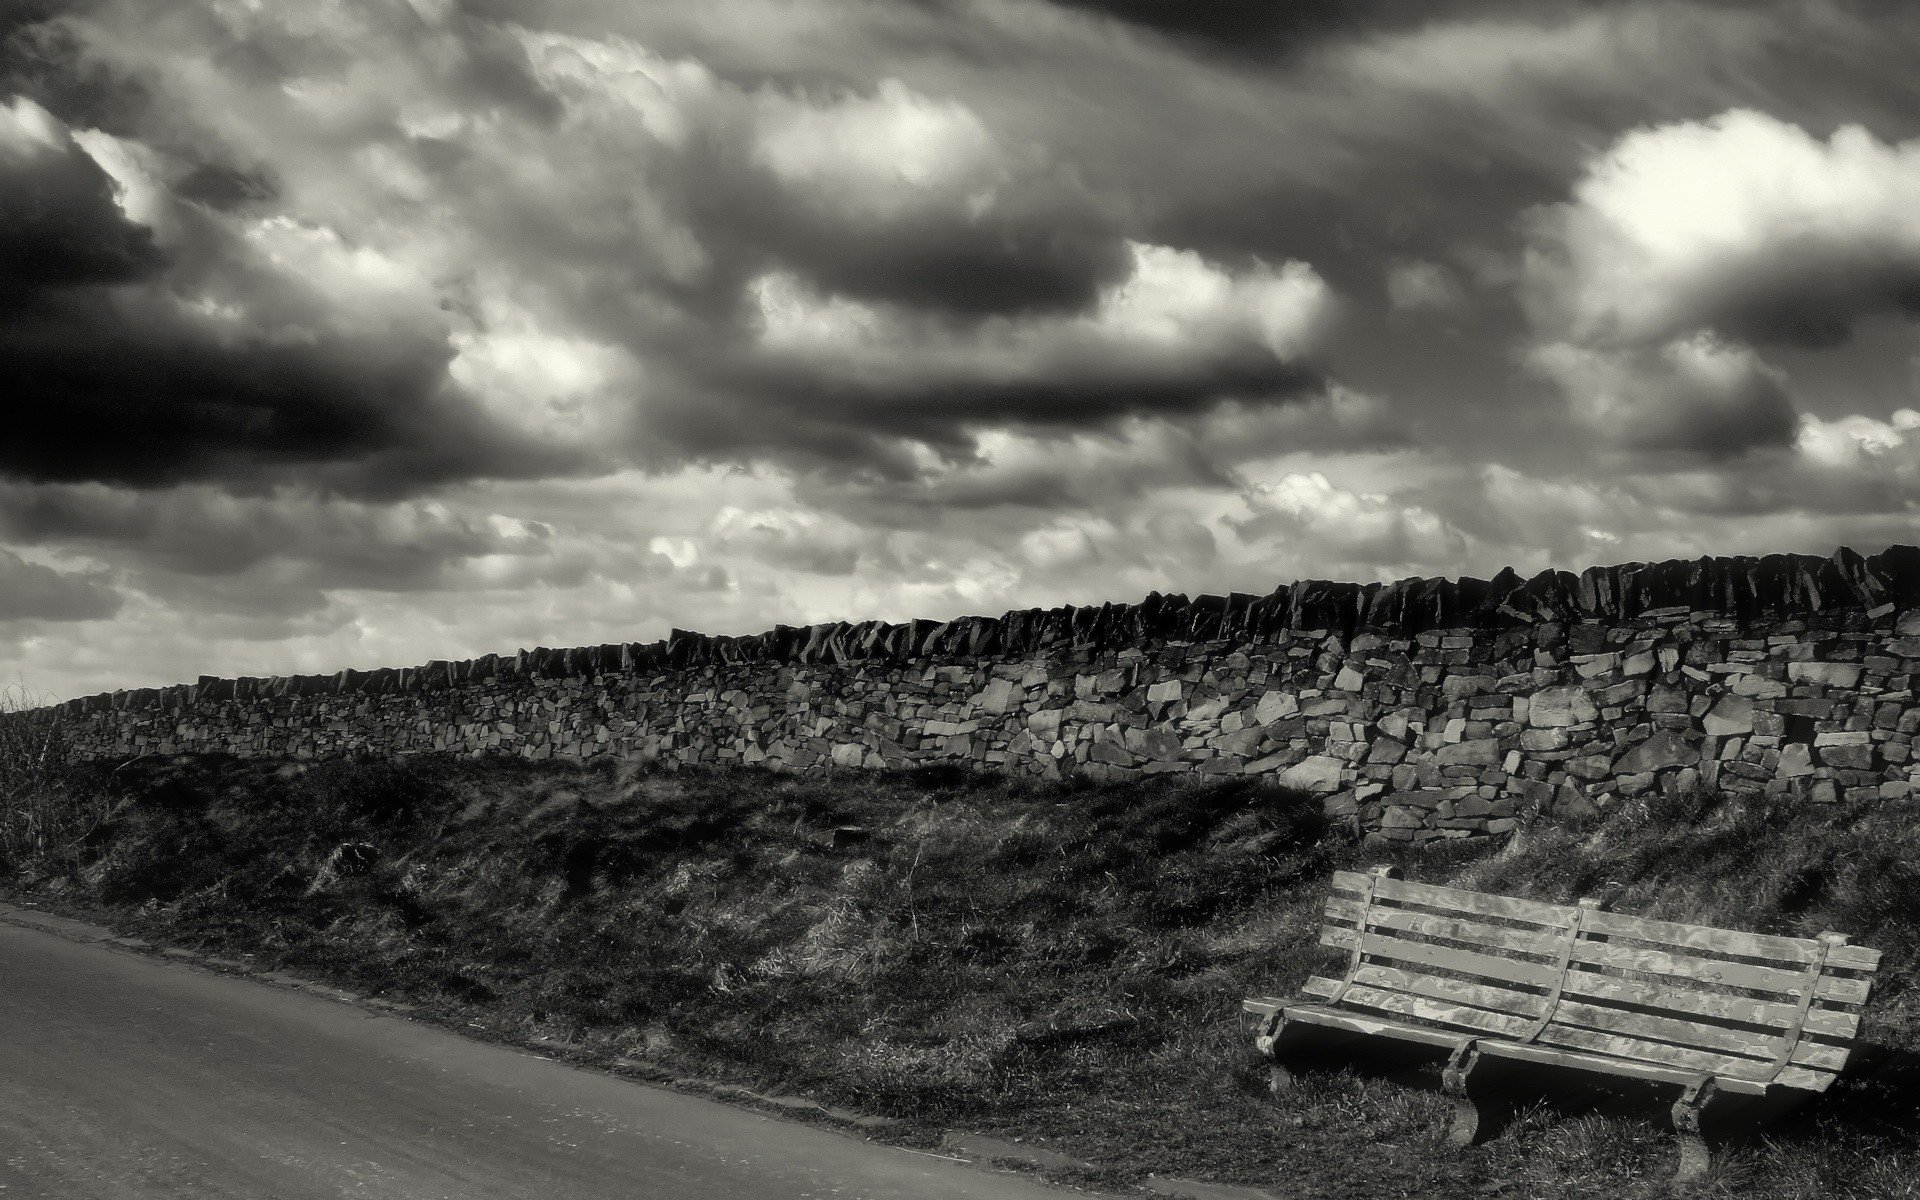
[0, 914, 1100, 1199]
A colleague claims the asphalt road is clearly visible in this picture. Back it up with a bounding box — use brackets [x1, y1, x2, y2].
[0, 915, 1099, 1199]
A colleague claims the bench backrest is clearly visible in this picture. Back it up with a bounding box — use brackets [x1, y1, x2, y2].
[1302, 868, 1882, 1092]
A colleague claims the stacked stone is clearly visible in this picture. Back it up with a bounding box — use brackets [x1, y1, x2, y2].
[18, 547, 1920, 845]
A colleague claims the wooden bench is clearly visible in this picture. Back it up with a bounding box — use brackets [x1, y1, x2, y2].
[1244, 867, 1882, 1182]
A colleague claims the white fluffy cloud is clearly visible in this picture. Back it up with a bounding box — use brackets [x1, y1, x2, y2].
[1234, 472, 1468, 570]
[1525, 109, 1920, 348]
[752, 241, 1336, 419]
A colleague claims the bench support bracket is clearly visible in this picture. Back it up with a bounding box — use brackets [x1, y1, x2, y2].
[1442, 1039, 1490, 1147]
[1670, 1074, 1720, 1185]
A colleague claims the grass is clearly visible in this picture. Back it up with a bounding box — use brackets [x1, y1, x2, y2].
[3, 752, 1919, 1198]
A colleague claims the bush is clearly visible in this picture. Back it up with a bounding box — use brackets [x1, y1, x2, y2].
[0, 687, 107, 880]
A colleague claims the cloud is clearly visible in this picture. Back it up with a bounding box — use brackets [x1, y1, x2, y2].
[1527, 334, 1800, 456]
[0, 547, 120, 622]
[1524, 109, 1920, 349]
[1386, 259, 1469, 315]
[0, 483, 563, 590]
[1233, 471, 1468, 570]
[0, 98, 578, 495]
[747, 241, 1336, 431]
[0, 95, 163, 286]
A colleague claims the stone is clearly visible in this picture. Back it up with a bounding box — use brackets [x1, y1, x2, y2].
[1528, 685, 1598, 728]
[1702, 696, 1754, 737]
[1277, 755, 1345, 794]
[1817, 743, 1875, 770]
[1776, 743, 1814, 779]
[1379, 805, 1425, 830]
[1334, 665, 1365, 692]
[1215, 726, 1266, 757]
[1146, 680, 1183, 711]
[1434, 738, 1501, 766]
[1731, 672, 1788, 698]
[1253, 690, 1298, 724]
[1124, 726, 1183, 761]
[1520, 728, 1568, 752]
[1788, 661, 1862, 688]
[977, 677, 1019, 714]
[1613, 730, 1700, 774]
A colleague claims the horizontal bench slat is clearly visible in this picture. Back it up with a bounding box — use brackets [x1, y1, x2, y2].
[1275, 1003, 1477, 1051]
[1311, 979, 1829, 1090]
[1322, 926, 1557, 988]
[1567, 941, 1871, 1005]
[1324, 899, 1870, 1004]
[1303, 981, 1534, 1039]
[1332, 874, 1881, 974]
[1475, 1040, 1773, 1095]
[1583, 909, 1882, 972]
[1531, 1018, 1830, 1092]
[1551, 997, 1846, 1073]
[1335, 964, 1546, 1023]
[1332, 872, 1572, 928]
[1557, 965, 1860, 1041]
[1328, 899, 1560, 956]
[1335, 964, 1849, 1071]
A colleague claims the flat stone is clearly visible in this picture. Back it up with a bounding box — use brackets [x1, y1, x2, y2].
[1788, 661, 1862, 688]
[1254, 690, 1298, 724]
[1817, 743, 1875, 770]
[1125, 726, 1183, 760]
[1732, 673, 1788, 698]
[1776, 743, 1814, 779]
[1277, 755, 1344, 794]
[1380, 805, 1426, 830]
[1147, 680, 1184, 707]
[1702, 696, 1754, 737]
[1528, 685, 1598, 728]
[1434, 738, 1500, 766]
[1520, 728, 1568, 752]
[1614, 730, 1700, 774]
[1334, 665, 1365, 692]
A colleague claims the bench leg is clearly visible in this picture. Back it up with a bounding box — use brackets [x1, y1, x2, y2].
[1442, 1040, 1493, 1147]
[1670, 1075, 1720, 1185]
[1254, 1011, 1360, 1094]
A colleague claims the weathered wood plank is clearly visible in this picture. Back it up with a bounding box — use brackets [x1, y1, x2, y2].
[1475, 1040, 1773, 1096]
[1327, 964, 1848, 1072]
[1274, 1003, 1469, 1050]
[1333, 874, 1880, 974]
[1340, 964, 1547, 1021]
[1331, 902, 1561, 957]
[1556, 967, 1860, 1040]
[1328, 984, 1535, 1039]
[1583, 909, 1882, 972]
[1551, 997, 1847, 1073]
[1533, 1020, 1830, 1091]
[1569, 940, 1872, 1005]
[1333, 873, 1572, 928]
[1321, 926, 1557, 989]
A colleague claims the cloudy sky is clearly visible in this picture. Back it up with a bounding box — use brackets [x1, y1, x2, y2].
[5, 0, 1920, 698]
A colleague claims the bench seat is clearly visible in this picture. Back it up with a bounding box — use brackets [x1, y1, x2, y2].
[1245, 867, 1882, 1182]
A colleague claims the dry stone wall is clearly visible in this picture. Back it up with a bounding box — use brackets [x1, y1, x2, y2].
[29, 546, 1920, 845]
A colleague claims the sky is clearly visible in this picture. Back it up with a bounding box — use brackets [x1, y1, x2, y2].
[4, 0, 1920, 699]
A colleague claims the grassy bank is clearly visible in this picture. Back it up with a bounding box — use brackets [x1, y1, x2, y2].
[3, 752, 1918, 1198]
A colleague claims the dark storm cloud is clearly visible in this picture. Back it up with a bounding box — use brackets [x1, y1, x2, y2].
[0, 483, 558, 589]
[1037, 0, 1488, 55]
[0, 547, 119, 621]
[0, 101, 161, 285]
[0, 93, 582, 496]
